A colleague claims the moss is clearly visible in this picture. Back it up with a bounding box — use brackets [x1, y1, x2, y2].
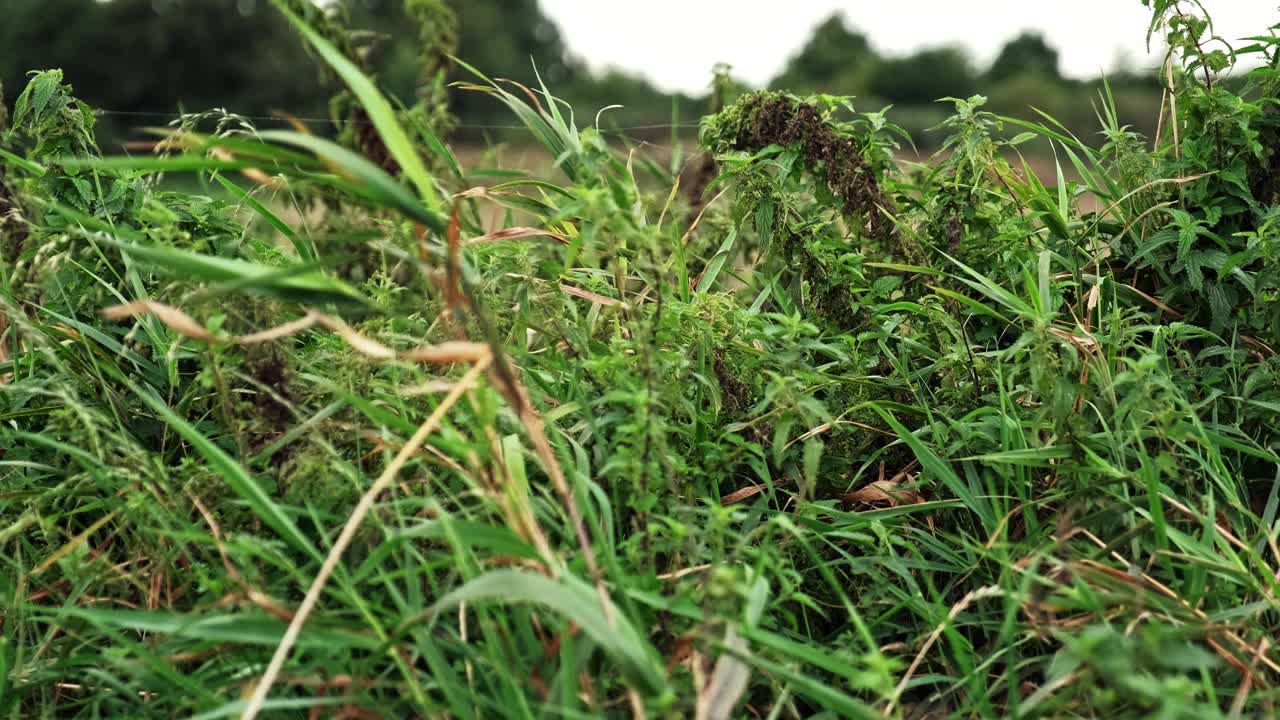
[703, 91, 895, 244]
[776, 220, 859, 328]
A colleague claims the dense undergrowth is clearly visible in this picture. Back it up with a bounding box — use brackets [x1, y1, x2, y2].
[2, 1, 1279, 718]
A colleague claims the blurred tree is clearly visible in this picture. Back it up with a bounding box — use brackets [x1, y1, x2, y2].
[0, 0, 329, 133]
[987, 32, 1061, 83]
[0, 0, 1161, 148]
[869, 47, 978, 105]
[351, 0, 585, 124]
[0, 0, 686, 141]
[771, 13, 877, 95]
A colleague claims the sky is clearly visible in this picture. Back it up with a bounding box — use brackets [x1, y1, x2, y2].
[538, 1, 1279, 94]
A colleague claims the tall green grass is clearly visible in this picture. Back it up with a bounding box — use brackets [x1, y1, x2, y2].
[1, 2, 1279, 718]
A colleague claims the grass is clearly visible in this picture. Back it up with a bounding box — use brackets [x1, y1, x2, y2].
[1, 1, 1279, 718]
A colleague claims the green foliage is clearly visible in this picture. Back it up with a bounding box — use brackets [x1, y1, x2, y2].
[2, 3, 1280, 720]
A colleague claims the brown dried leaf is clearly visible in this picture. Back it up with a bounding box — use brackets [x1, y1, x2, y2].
[720, 484, 766, 505]
[843, 480, 922, 508]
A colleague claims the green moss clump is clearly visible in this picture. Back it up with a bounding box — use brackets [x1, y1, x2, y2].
[702, 91, 895, 244]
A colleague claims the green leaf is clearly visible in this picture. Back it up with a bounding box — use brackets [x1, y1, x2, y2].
[58, 608, 373, 648]
[61, 155, 255, 174]
[696, 226, 739, 293]
[257, 130, 446, 234]
[213, 175, 315, 262]
[861, 402, 992, 529]
[965, 446, 1074, 467]
[0, 147, 46, 176]
[427, 569, 666, 695]
[103, 236, 368, 307]
[272, 0, 441, 213]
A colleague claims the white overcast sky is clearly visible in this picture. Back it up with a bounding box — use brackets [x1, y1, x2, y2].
[538, 1, 1279, 93]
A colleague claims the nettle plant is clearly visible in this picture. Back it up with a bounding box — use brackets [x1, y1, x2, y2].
[2, 1, 1280, 719]
[1138, 0, 1280, 334]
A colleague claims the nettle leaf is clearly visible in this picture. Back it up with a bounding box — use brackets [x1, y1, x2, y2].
[1185, 256, 1205, 291]
[1194, 250, 1229, 274]
[1177, 224, 1200, 262]
[1207, 283, 1234, 329]
[1204, 50, 1231, 73]
[12, 70, 64, 128]
[1232, 268, 1258, 298]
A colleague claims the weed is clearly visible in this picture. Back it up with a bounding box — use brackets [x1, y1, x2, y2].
[2, 2, 1280, 719]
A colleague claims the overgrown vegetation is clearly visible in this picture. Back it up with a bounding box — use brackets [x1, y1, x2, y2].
[1, 1, 1279, 718]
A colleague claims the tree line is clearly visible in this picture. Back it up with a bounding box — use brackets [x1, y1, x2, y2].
[1, 0, 1164, 147]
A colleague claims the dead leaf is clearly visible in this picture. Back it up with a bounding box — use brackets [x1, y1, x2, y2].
[842, 479, 923, 508]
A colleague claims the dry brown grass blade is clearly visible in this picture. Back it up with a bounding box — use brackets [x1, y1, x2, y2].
[32, 510, 120, 575]
[560, 283, 628, 309]
[681, 187, 728, 250]
[241, 357, 492, 720]
[102, 300, 217, 342]
[437, 203, 643, 716]
[236, 312, 324, 344]
[1232, 637, 1271, 717]
[102, 302, 489, 364]
[208, 146, 280, 188]
[1241, 335, 1277, 357]
[1107, 281, 1183, 318]
[432, 201, 650, 713]
[886, 585, 1005, 716]
[1070, 559, 1273, 676]
[189, 492, 293, 623]
[311, 314, 398, 359]
[397, 342, 492, 364]
[271, 110, 314, 136]
[468, 227, 569, 246]
[497, 78, 546, 115]
[1048, 528, 1280, 680]
[657, 564, 712, 581]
